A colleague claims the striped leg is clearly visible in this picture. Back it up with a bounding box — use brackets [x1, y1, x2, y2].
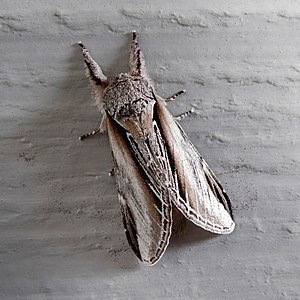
[166, 90, 192, 121]
[79, 115, 107, 140]
[175, 108, 195, 121]
[166, 90, 186, 102]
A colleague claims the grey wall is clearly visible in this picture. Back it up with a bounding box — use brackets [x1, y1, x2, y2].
[1, 1, 299, 299]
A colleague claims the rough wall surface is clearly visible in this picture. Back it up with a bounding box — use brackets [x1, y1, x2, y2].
[1, 1, 299, 299]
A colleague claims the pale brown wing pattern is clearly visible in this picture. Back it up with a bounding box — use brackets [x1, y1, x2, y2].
[154, 97, 235, 234]
[106, 113, 173, 265]
[79, 32, 235, 266]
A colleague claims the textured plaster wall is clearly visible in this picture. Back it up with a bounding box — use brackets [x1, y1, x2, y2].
[0, 1, 299, 299]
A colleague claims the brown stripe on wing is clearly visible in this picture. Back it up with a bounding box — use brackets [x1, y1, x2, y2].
[106, 112, 173, 265]
[121, 201, 142, 261]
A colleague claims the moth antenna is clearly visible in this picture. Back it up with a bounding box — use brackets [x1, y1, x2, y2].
[129, 31, 147, 77]
[78, 42, 108, 86]
[78, 42, 109, 112]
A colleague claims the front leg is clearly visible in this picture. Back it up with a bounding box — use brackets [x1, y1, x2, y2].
[79, 114, 107, 140]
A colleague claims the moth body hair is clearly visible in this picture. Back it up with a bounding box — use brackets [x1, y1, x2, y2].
[78, 32, 235, 266]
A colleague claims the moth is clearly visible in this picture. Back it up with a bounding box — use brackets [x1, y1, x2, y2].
[78, 32, 235, 266]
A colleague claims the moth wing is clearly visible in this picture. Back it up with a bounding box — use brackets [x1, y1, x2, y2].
[106, 114, 172, 265]
[155, 98, 235, 234]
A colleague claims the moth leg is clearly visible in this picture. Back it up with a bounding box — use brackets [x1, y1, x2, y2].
[175, 108, 195, 121]
[78, 41, 108, 87]
[165, 90, 186, 102]
[79, 115, 107, 140]
[108, 168, 115, 176]
[129, 31, 147, 77]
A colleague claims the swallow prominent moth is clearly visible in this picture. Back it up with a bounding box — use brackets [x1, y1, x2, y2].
[78, 32, 235, 266]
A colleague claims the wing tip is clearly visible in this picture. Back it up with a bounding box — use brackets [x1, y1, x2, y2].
[142, 256, 163, 267]
[212, 219, 235, 235]
[221, 220, 235, 234]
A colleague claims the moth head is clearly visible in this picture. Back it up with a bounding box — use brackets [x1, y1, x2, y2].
[102, 73, 155, 118]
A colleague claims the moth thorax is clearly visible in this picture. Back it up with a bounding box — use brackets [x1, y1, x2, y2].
[103, 73, 155, 118]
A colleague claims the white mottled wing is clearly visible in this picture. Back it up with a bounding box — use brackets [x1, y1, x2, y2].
[106, 114, 172, 265]
[155, 98, 235, 234]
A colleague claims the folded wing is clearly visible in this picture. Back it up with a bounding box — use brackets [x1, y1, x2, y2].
[154, 98, 235, 234]
[106, 113, 173, 265]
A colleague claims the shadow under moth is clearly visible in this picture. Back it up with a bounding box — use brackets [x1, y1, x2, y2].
[78, 32, 235, 266]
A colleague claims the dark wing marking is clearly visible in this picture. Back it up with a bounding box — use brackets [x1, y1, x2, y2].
[120, 200, 142, 261]
[154, 98, 235, 234]
[106, 113, 172, 265]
